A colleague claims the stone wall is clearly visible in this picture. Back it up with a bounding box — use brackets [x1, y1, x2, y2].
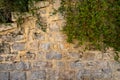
[0, 0, 120, 80]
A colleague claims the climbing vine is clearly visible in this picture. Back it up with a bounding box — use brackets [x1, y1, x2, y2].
[59, 0, 120, 60]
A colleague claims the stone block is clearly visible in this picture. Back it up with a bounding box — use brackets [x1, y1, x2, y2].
[0, 72, 9, 80]
[33, 61, 52, 69]
[46, 69, 58, 80]
[35, 1, 49, 8]
[12, 42, 25, 51]
[68, 52, 82, 59]
[58, 70, 75, 80]
[0, 42, 10, 54]
[10, 71, 26, 80]
[7, 63, 16, 71]
[1, 34, 14, 42]
[15, 61, 31, 70]
[14, 35, 24, 41]
[54, 53, 62, 60]
[30, 70, 46, 80]
[0, 63, 15, 71]
[46, 51, 62, 60]
[0, 63, 8, 71]
[77, 70, 84, 80]
[56, 61, 65, 68]
[70, 60, 84, 69]
[0, 56, 4, 62]
[1, 31, 23, 42]
[40, 43, 50, 50]
[82, 70, 94, 80]
[82, 52, 95, 60]
[92, 72, 103, 80]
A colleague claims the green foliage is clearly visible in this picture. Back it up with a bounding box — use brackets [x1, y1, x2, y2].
[59, 0, 120, 52]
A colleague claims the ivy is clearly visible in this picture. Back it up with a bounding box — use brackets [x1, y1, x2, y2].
[59, 0, 120, 53]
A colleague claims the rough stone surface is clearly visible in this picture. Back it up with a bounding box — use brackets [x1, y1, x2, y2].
[0, 72, 9, 80]
[0, 42, 10, 54]
[58, 70, 75, 80]
[0, 63, 8, 71]
[0, 0, 119, 80]
[33, 61, 52, 69]
[70, 60, 84, 69]
[46, 51, 62, 60]
[0, 56, 4, 62]
[30, 70, 46, 80]
[40, 43, 50, 50]
[15, 61, 31, 70]
[10, 71, 26, 80]
[34, 33, 44, 40]
[12, 42, 25, 51]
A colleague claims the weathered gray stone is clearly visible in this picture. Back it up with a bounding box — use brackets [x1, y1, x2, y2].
[0, 42, 10, 54]
[109, 61, 120, 72]
[15, 61, 31, 70]
[1, 34, 13, 42]
[30, 70, 46, 80]
[0, 63, 8, 71]
[40, 43, 50, 50]
[10, 71, 26, 80]
[46, 69, 59, 80]
[0, 63, 15, 71]
[77, 70, 84, 80]
[33, 61, 52, 69]
[58, 70, 75, 80]
[1, 31, 23, 42]
[46, 51, 62, 60]
[0, 56, 4, 62]
[92, 72, 103, 80]
[14, 35, 24, 41]
[46, 52, 54, 60]
[7, 63, 16, 71]
[12, 42, 25, 51]
[101, 68, 112, 79]
[70, 60, 84, 69]
[68, 52, 82, 59]
[81, 70, 94, 80]
[54, 53, 62, 60]
[0, 72, 9, 80]
[56, 61, 65, 68]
